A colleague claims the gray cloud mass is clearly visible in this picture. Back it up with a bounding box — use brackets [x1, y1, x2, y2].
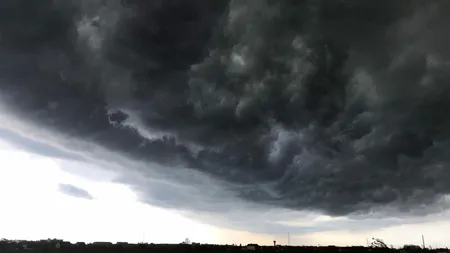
[1, 0, 450, 220]
[0, 127, 87, 161]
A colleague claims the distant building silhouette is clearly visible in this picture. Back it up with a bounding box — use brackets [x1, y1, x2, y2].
[245, 244, 259, 251]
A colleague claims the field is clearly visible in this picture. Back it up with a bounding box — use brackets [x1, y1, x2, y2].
[1, 240, 448, 253]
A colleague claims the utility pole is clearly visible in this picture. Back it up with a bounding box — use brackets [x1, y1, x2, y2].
[141, 231, 146, 243]
[422, 235, 425, 249]
[288, 232, 290, 246]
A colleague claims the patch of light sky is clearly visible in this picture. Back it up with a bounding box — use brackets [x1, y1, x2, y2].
[0, 139, 213, 243]
[0, 138, 274, 244]
[1, 134, 450, 248]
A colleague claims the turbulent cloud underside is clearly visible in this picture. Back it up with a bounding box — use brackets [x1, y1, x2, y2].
[1, 0, 450, 223]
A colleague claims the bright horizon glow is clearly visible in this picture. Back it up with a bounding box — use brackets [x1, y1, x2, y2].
[0, 140, 275, 245]
[1, 137, 450, 248]
[0, 143, 213, 244]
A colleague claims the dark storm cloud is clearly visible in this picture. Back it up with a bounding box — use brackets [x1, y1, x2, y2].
[1, 0, 450, 218]
[58, 183, 94, 200]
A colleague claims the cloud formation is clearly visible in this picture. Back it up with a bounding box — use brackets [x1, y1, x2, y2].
[0, 127, 86, 161]
[1, 0, 450, 221]
[58, 183, 94, 200]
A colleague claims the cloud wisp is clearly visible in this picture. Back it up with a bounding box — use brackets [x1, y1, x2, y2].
[58, 183, 94, 200]
[1, 0, 450, 227]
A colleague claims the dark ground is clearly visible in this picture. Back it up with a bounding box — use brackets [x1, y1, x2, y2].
[0, 240, 448, 253]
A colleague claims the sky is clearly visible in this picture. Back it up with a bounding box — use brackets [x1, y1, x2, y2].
[1, 124, 450, 247]
[1, 0, 450, 248]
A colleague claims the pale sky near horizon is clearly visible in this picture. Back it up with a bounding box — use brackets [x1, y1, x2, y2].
[0, 138, 278, 245]
[1, 136, 450, 248]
